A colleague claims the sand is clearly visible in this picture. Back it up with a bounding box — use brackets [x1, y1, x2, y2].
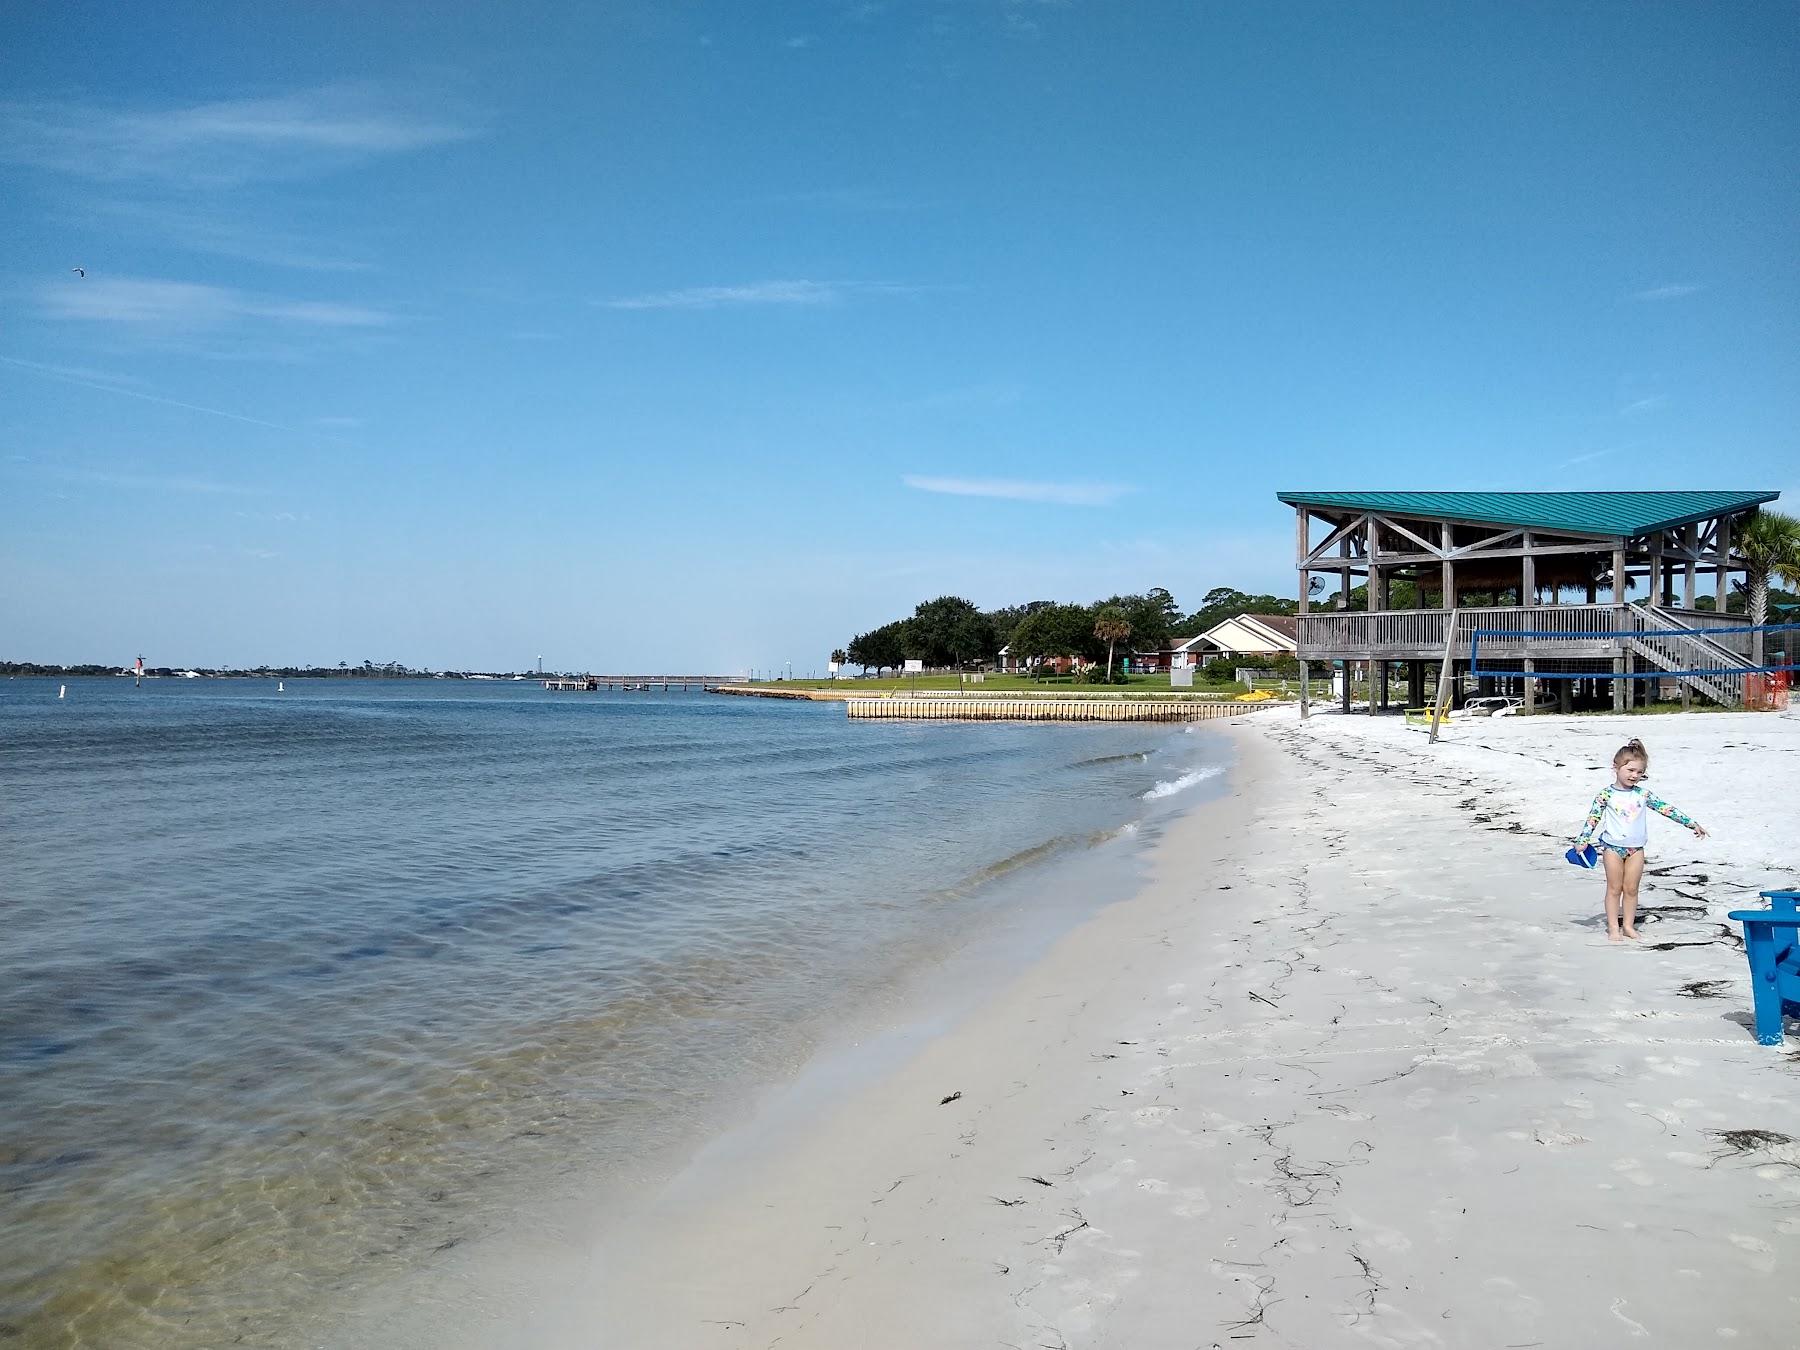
[336, 707, 1800, 1349]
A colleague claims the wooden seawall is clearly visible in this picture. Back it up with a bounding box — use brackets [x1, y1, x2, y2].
[845, 698, 1263, 722]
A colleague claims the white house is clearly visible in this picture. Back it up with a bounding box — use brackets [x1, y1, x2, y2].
[1189, 613, 1298, 661]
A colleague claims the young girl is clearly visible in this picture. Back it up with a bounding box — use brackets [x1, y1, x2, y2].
[1574, 738, 1709, 941]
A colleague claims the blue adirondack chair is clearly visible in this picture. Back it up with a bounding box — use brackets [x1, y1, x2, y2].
[1728, 890, 1800, 1046]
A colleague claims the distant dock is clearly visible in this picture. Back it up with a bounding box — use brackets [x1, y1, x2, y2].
[543, 675, 734, 692]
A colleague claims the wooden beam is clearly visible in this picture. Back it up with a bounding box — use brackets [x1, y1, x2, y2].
[1365, 541, 1614, 566]
[1684, 523, 1696, 610]
[1371, 513, 1444, 558]
[1441, 522, 1455, 606]
[1716, 515, 1732, 611]
[1296, 507, 1310, 616]
[1448, 527, 1524, 558]
[1521, 532, 1536, 605]
[1303, 512, 1369, 566]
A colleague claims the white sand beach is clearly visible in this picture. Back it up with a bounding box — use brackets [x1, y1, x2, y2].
[336, 708, 1800, 1349]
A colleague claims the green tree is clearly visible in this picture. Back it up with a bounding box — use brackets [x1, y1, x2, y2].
[1009, 603, 1099, 678]
[906, 595, 997, 668]
[1173, 587, 1303, 637]
[1737, 510, 1800, 667]
[985, 600, 1055, 652]
[848, 621, 910, 675]
[1092, 606, 1132, 677]
[1091, 590, 1175, 653]
[830, 648, 847, 666]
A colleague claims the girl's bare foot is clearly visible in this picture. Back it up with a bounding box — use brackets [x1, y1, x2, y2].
[1607, 927, 1624, 942]
[1622, 926, 1641, 940]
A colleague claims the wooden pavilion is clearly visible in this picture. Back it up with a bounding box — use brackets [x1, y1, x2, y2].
[1280, 490, 1782, 714]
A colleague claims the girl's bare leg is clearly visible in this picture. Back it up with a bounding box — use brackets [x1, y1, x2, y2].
[1601, 850, 1624, 941]
[1621, 850, 1647, 939]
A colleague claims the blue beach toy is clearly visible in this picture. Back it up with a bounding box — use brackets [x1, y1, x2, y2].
[1564, 844, 1599, 869]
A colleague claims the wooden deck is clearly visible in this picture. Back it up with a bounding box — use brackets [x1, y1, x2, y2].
[1297, 603, 1751, 661]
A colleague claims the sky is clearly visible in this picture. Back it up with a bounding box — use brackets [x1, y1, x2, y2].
[3, 1, 1797, 673]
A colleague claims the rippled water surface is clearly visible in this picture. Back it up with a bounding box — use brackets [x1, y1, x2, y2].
[0, 678, 1227, 1347]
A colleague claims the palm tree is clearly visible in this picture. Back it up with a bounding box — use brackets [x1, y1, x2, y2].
[1093, 607, 1132, 679]
[1738, 510, 1800, 667]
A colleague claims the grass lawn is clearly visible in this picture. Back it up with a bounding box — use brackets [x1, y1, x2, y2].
[751, 673, 1321, 700]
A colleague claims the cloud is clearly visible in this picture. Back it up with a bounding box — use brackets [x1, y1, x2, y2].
[902, 475, 1133, 507]
[1618, 395, 1668, 417]
[0, 355, 149, 388]
[82, 200, 372, 272]
[1631, 284, 1701, 301]
[1555, 447, 1627, 470]
[40, 276, 393, 329]
[598, 280, 849, 310]
[0, 83, 477, 185]
[71, 467, 265, 496]
[785, 35, 817, 48]
[757, 186, 926, 213]
[0, 354, 304, 432]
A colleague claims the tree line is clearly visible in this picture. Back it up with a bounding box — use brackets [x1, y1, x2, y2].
[844, 586, 1303, 676]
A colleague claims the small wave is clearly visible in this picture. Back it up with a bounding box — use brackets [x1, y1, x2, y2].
[1141, 765, 1224, 800]
[1071, 750, 1152, 768]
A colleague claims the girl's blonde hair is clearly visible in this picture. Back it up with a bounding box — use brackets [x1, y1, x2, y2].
[1613, 737, 1649, 770]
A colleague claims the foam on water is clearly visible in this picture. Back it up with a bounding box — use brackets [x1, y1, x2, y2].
[1142, 764, 1227, 799]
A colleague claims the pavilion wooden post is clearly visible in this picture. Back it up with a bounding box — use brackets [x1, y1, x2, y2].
[1716, 516, 1732, 612]
[1428, 609, 1459, 744]
[1300, 662, 1310, 720]
[1296, 508, 1310, 618]
[1684, 524, 1697, 610]
[1440, 522, 1455, 608]
[1521, 533, 1537, 714]
[1368, 522, 1383, 716]
[1612, 541, 1629, 712]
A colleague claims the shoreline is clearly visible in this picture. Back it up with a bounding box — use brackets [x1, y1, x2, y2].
[332, 709, 1797, 1347]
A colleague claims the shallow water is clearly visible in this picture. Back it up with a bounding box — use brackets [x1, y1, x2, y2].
[0, 678, 1227, 1347]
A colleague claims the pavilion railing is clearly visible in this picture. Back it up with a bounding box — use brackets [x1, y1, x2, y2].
[1297, 604, 1627, 658]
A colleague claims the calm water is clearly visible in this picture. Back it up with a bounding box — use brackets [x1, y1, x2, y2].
[0, 678, 1228, 1348]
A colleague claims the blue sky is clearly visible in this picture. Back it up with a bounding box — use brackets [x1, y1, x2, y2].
[3, 2, 1796, 672]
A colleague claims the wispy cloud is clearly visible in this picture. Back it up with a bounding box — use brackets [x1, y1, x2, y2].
[785, 35, 817, 49]
[598, 280, 852, 311]
[902, 475, 1133, 507]
[1, 354, 304, 433]
[82, 200, 372, 272]
[40, 276, 393, 329]
[0, 83, 478, 185]
[757, 186, 927, 213]
[1555, 447, 1628, 471]
[1619, 395, 1668, 416]
[1631, 283, 1701, 302]
[71, 467, 265, 496]
[0, 355, 150, 388]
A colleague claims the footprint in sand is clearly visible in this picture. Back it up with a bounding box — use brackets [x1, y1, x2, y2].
[1727, 1234, 1775, 1272]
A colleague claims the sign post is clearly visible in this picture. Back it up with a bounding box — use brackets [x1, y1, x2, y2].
[904, 658, 923, 695]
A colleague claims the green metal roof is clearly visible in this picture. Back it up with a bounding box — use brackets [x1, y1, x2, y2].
[1276, 490, 1779, 538]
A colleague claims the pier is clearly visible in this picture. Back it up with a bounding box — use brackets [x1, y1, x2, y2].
[543, 675, 736, 691]
[844, 697, 1265, 722]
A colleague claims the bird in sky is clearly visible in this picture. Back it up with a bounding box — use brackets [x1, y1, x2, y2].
[71, 267, 85, 277]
